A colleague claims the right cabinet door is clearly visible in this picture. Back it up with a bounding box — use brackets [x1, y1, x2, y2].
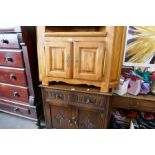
[74, 42, 105, 81]
[78, 108, 105, 129]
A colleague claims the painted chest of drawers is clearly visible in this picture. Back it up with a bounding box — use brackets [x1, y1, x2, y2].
[0, 27, 43, 122]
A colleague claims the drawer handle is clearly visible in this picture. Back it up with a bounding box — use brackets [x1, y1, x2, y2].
[6, 57, 14, 62]
[85, 97, 94, 104]
[10, 74, 17, 80]
[72, 116, 78, 125]
[68, 119, 73, 126]
[1, 39, 9, 44]
[13, 107, 19, 112]
[13, 92, 20, 97]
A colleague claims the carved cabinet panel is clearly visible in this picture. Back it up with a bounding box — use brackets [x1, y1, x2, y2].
[78, 108, 105, 129]
[51, 105, 72, 129]
[45, 42, 72, 78]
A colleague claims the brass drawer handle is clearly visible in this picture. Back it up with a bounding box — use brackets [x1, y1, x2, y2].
[10, 74, 17, 80]
[6, 57, 14, 62]
[1, 39, 9, 44]
[13, 92, 20, 97]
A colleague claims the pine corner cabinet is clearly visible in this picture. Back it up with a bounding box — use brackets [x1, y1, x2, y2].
[37, 26, 126, 92]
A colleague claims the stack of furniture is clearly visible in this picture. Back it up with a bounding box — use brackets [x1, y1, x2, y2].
[0, 27, 42, 125]
[37, 26, 125, 128]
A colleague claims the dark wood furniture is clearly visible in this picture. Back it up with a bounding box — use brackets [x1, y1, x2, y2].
[112, 94, 155, 112]
[41, 84, 111, 129]
[0, 27, 43, 124]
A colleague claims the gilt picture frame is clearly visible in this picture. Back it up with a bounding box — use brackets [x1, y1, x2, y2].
[123, 26, 155, 67]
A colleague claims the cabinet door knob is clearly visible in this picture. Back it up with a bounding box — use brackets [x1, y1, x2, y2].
[72, 117, 78, 125]
[13, 92, 20, 97]
[1, 39, 9, 44]
[68, 119, 73, 126]
[6, 57, 13, 62]
[10, 74, 17, 80]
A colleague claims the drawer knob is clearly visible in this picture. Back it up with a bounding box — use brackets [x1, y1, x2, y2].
[13, 92, 20, 97]
[13, 107, 19, 112]
[1, 39, 9, 44]
[85, 97, 94, 104]
[68, 119, 73, 126]
[6, 57, 14, 62]
[10, 74, 17, 80]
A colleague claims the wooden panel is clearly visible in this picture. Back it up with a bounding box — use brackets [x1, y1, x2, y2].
[0, 34, 20, 48]
[112, 95, 155, 113]
[136, 100, 155, 112]
[0, 83, 29, 103]
[0, 67, 27, 86]
[112, 96, 138, 109]
[50, 105, 71, 129]
[111, 27, 126, 82]
[76, 92, 106, 109]
[37, 26, 45, 81]
[45, 42, 72, 78]
[74, 42, 105, 81]
[78, 108, 105, 129]
[0, 50, 24, 67]
[0, 100, 37, 119]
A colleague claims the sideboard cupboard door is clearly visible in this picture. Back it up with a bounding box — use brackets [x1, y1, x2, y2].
[78, 108, 105, 129]
[50, 105, 76, 129]
[73, 42, 105, 81]
[45, 42, 72, 79]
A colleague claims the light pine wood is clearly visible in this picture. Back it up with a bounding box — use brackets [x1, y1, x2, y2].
[36, 26, 45, 81]
[73, 42, 105, 81]
[42, 76, 101, 87]
[45, 32, 107, 37]
[37, 26, 125, 92]
[45, 36, 106, 42]
[45, 42, 72, 78]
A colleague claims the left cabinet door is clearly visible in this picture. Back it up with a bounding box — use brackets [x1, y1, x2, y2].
[45, 42, 72, 78]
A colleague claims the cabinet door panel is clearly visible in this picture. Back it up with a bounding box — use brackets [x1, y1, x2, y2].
[51, 105, 71, 129]
[78, 108, 105, 129]
[74, 42, 105, 81]
[45, 42, 72, 78]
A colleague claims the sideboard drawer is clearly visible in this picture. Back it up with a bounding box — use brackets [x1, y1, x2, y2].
[112, 96, 139, 110]
[0, 83, 29, 103]
[76, 92, 107, 109]
[0, 67, 27, 86]
[0, 34, 20, 48]
[0, 50, 24, 67]
[45, 88, 75, 106]
[136, 100, 155, 112]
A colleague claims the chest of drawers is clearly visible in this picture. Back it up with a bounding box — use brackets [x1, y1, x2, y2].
[0, 27, 43, 123]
